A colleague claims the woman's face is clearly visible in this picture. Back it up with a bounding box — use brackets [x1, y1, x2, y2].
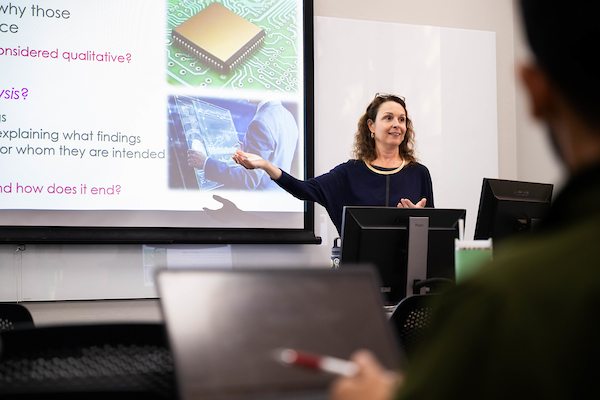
[367, 100, 407, 151]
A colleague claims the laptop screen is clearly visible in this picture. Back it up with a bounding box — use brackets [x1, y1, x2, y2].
[157, 267, 403, 400]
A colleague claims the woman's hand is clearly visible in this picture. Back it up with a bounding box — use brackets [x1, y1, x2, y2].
[232, 150, 282, 179]
[397, 198, 427, 208]
[232, 150, 266, 169]
[329, 350, 402, 400]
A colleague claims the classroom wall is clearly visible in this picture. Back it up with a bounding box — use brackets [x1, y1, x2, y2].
[1, 0, 561, 325]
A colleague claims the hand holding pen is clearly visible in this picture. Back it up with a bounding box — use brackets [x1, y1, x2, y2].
[274, 348, 402, 400]
[275, 348, 359, 377]
[327, 350, 402, 400]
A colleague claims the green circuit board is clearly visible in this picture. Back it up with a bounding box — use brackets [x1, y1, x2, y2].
[166, 0, 302, 93]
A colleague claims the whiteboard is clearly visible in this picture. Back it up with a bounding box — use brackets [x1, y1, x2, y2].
[314, 17, 498, 240]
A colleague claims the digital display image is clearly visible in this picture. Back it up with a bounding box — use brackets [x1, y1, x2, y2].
[168, 95, 302, 191]
[170, 96, 241, 190]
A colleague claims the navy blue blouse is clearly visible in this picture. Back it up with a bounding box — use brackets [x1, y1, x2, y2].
[275, 160, 434, 234]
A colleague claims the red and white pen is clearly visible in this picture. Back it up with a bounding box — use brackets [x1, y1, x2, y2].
[275, 348, 359, 377]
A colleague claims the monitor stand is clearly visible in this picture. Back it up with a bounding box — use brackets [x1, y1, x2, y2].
[406, 216, 429, 297]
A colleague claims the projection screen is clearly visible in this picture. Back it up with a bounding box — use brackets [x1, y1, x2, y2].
[0, 0, 318, 244]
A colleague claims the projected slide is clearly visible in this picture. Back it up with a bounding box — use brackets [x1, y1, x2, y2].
[0, 0, 309, 238]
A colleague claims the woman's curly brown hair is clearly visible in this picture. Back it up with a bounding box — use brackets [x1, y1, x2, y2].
[352, 94, 417, 165]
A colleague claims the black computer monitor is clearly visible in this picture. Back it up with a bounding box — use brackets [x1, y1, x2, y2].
[340, 207, 466, 305]
[474, 178, 553, 242]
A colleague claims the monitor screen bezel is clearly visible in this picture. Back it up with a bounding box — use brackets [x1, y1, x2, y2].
[474, 178, 553, 242]
[340, 206, 466, 304]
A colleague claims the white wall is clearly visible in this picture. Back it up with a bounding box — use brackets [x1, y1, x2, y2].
[1, 0, 561, 325]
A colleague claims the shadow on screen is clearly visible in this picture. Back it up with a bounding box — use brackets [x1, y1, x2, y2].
[202, 194, 266, 226]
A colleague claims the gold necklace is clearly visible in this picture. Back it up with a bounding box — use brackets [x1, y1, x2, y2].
[365, 159, 406, 175]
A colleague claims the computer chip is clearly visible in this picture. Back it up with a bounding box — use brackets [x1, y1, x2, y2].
[172, 3, 265, 73]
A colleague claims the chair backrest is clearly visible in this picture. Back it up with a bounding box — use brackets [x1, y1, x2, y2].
[0, 323, 176, 399]
[389, 294, 438, 360]
[0, 303, 34, 332]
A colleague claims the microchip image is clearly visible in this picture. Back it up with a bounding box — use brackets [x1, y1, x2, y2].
[171, 3, 266, 73]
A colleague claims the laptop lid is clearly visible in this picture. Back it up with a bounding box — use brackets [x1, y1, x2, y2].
[156, 267, 403, 400]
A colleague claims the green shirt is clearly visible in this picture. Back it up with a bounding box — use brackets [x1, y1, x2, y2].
[398, 163, 600, 400]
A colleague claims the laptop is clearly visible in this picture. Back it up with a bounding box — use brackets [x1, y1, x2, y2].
[156, 267, 404, 400]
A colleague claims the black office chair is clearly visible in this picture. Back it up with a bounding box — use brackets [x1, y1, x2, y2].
[389, 294, 438, 360]
[0, 323, 176, 399]
[389, 278, 454, 360]
[0, 303, 35, 332]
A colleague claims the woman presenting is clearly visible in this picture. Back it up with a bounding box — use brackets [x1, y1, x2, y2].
[232, 93, 434, 234]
